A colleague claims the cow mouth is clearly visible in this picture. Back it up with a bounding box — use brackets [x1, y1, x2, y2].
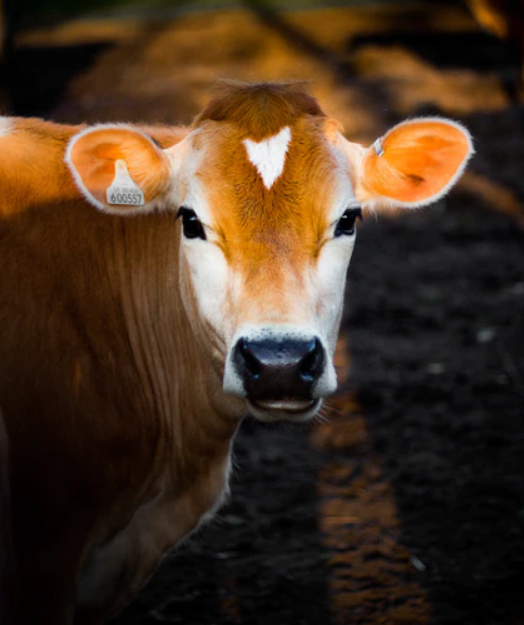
[246, 398, 321, 422]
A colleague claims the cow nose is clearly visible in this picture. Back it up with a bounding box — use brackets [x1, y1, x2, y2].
[233, 337, 325, 401]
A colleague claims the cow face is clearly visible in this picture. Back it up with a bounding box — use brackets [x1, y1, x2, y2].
[66, 83, 473, 422]
[170, 116, 359, 422]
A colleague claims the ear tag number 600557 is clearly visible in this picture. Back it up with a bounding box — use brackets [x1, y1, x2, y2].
[106, 160, 145, 206]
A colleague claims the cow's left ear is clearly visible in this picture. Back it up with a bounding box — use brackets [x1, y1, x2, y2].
[66, 125, 175, 214]
[342, 118, 474, 210]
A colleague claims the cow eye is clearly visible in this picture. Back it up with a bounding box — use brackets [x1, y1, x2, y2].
[177, 207, 206, 241]
[335, 207, 362, 237]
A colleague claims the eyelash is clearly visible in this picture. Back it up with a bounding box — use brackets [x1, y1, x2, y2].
[335, 207, 363, 237]
[176, 207, 206, 240]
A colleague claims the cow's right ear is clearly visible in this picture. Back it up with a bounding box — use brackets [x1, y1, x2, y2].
[66, 125, 175, 214]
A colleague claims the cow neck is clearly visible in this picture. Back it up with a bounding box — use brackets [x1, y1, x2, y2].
[110, 213, 240, 484]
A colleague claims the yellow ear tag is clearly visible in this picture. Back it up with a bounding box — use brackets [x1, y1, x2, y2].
[106, 159, 145, 206]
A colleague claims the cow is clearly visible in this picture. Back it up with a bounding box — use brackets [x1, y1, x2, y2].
[0, 81, 473, 624]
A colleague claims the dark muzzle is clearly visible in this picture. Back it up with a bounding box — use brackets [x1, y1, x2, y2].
[233, 336, 325, 402]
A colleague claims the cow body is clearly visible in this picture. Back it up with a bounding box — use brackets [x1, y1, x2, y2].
[0, 83, 473, 624]
[0, 119, 240, 622]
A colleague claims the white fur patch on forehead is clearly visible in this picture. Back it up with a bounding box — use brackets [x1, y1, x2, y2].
[0, 117, 13, 137]
[243, 126, 291, 189]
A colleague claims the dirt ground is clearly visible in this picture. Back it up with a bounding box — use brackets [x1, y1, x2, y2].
[4, 1, 524, 623]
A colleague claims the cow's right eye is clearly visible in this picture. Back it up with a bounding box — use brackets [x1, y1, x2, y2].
[177, 207, 206, 240]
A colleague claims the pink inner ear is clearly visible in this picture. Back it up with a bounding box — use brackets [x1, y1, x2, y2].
[362, 120, 472, 205]
[69, 127, 171, 210]
[70, 141, 122, 207]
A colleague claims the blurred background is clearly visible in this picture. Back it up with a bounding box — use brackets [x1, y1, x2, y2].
[1, 0, 524, 623]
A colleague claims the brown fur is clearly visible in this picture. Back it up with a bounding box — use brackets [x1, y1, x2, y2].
[0, 119, 188, 217]
[0, 118, 238, 624]
[198, 118, 341, 321]
[194, 80, 326, 140]
[0, 84, 472, 625]
[190, 84, 342, 325]
[0, 118, 81, 216]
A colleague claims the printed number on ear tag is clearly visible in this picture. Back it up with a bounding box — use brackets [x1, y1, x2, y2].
[106, 160, 145, 206]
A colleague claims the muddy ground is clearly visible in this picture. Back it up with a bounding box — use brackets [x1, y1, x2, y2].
[4, 1, 524, 623]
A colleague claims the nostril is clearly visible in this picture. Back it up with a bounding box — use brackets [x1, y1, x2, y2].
[299, 337, 323, 381]
[239, 338, 261, 379]
[233, 336, 326, 400]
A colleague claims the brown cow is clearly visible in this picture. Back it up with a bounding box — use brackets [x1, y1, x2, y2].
[0, 82, 473, 624]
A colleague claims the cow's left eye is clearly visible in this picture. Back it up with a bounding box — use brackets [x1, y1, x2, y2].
[177, 207, 206, 240]
[335, 207, 362, 237]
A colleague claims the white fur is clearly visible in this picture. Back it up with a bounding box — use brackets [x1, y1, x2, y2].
[175, 159, 240, 364]
[243, 126, 291, 189]
[165, 128, 201, 189]
[165, 131, 206, 218]
[308, 163, 358, 386]
[314, 228, 356, 355]
[0, 117, 12, 137]
[181, 234, 232, 356]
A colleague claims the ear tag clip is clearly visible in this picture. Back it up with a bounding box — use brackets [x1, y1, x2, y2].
[373, 138, 384, 157]
[106, 160, 145, 206]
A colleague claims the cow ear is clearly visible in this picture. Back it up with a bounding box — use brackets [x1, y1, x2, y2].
[66, 125, 173, 214]
[348, 118, 473, 210]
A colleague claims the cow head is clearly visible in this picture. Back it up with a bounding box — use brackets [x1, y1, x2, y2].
[66, 82, 473, 422]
